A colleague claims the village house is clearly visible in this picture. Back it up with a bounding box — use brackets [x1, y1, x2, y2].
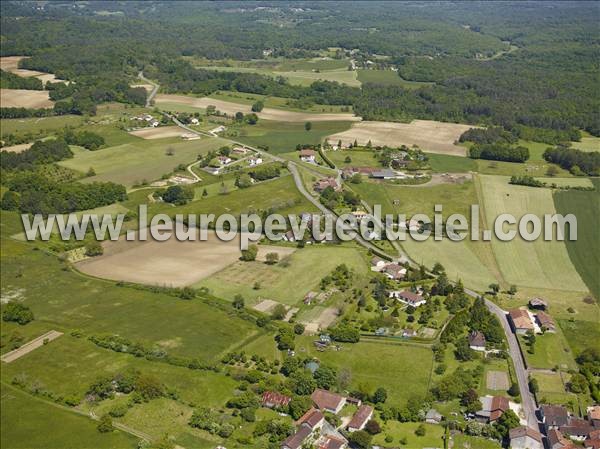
[476, 396, 510, 423]
[536, 311, 556, 332]
[588, 406, 600, 427]
[281, 408, 325, 449]
[401, 328, 417, 338]
[351, 210, 368, 221]
[150, 120, 160, 127]
[468, 330, 486, 351]
[281, 425, 312, 449]
[317, 435, 347, 449]
[299, 149, 317, 163]
[190, 117, 199, 125]
[508, 308, 535, 334]
[209, 125, 226, 134]
[509, 426, 543, 449]
[425, 409, 443, 424]
[383, 263, 407, 280]
[529, 297, 548, 310]
[262, 391, 292, 409]
[313, 177, 340, 193]
[585, 429, 600, 449]
[389, 290, 426, 307]
[311, 389, 346, 414]
[217, 155, 232, 165]
[370, 257, 388, 272]
[561, 417, 595, 441]
[232, 146, 249, 155]
[548, 429, 578, 449]
[347, 405, 374, 432]
[541, 404, 571, 431]
[248, 155, 263, 166]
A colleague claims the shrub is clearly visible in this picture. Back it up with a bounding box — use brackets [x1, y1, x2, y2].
[2, 302, 34, 325]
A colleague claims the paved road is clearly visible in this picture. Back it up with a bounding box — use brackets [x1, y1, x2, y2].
[138, 71, 159, 107]
[465, 289, 539, 429]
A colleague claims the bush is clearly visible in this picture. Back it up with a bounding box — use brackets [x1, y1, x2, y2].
[97, 414, 113, 433]
[241, 244, 258, 261]
[415, 424, 426, 436]
[85, 241, 104, 257]
[2, 302, 34, 325]
[109, 403, 129, 418]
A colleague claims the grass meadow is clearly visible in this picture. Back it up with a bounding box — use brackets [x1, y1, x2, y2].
[196, 245, 368, 306]
[357, 69, 435, 89]
[1, 384, 138, 449]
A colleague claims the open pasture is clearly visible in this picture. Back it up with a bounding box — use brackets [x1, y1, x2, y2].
[478, 174, 588, 292]
[357, 69, 434, 89]
[59, 137, 225, 187]
[1, 384, 138, 449]
[76, 230, 262, 287]
[327, 120, 473, 155]
[128, 125, 186, 140]
[1, 237, 258, 360]
[196, 246, 367, 306]
[155, 94, 360, 122]
[0, 89, 53, 108]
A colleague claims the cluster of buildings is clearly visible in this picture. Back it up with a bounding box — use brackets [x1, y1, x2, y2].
[131, 113, 159, 127]
[540, 404, 600, 449]
[313, 177, 340, 193]
[508, 307, 556, 334]
[300, 149, 317, 163]
[341, 166, 412, 181]
[274, 389, 374, 449]
[370, 257, 408, 281]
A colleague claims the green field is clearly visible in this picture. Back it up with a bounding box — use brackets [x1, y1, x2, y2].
[428, 153, 477, 173]
[452, 433, 502, 449]
[478, 174, 588, 292]
[553, 180, 600, 298]
[0, 115, 85, 137]
[531, 371, 579, 409]
[559, 319, 600, 356]
[519, 330, 577, 370]
[296, 337, 433, 407]
[372, 421, 444, 448]
[327, 149, 381, 168]
[210, 90, 353, 113]
[357, 69, 434, 89]
[1, 233, 258, 362]
[59, 136, 227, 187]
[1, 383, 138, 449]
[570, 132, 600, 152]
[232, 120, 353, 154]
[196, 245, 368, 305]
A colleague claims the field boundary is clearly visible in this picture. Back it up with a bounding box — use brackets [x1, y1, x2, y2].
[1, 330, 63, 363]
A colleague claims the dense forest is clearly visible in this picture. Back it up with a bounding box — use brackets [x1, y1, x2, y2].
[1, 1, 599, 138]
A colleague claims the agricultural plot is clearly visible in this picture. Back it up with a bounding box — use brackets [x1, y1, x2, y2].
[196, 246, 367, 306]
[0, 115, 84, 139]
[478, 174, 588, 292]
[0, 55, 66, 84]
[155, 94, 360, 122]
[59, 137, 226, 187]
[553, 182, 600, 298]
[328, 120, 473, 155]
[128, 126, 186, 140]
[0, 384, 138, 449]
[372, 422, 444, 448]
[519, 331, 577, 370]
[530, 372, 579, 409]
[76, 230, 262, 287]
[357, 69, 434, 89]
[0, 89, 53, 108]
[1, 237, 258, 361]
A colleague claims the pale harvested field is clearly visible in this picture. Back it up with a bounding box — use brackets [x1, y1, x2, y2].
[0, 89, 53, 108]
[0, 56, 66, 83]
[487, 370, 509, 390]
[1, 331, 63, 363]
[253, 299, 280, 313]
[155, 94, 360, 122]
[328, 120, 474, 155]
[129, 125, 186, 140]
[76, 230, 261, 287]
[0, 143, 32, 153]
[255, 246, 296, 262]
[301, 306, 339, 334]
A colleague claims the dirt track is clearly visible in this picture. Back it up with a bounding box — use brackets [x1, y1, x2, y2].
[155, 94, 360, 122]
[0, 89, 53, 109]
[1, 331, 63, 363]
[328, 120, 473, 155]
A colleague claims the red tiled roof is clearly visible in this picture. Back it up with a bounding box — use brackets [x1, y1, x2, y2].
[589, 406, 600, 421]
[311, 389, 345, 412]
[299, 149, 316, 157]
[261, 391, 291, 408]
[468, 330, 486, 347]
[319, 436, 346, 449]
[509, 426, 542, 442]
[489, 396, 509, 422]
[297, 408, 324, 429]
[282, 425, 312, 449]
[508, 308, 534, 329]
[348, 405, 373, 430]
[537, 311, 555, 327]
[398, 290, 424, 304]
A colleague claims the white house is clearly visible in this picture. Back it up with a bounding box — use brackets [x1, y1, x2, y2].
[217, 156, 232, 165]
[389, 290, 426, 307]
[190, 118, 199, 125]
[248, 156, 263, 166]
[299, 149, 317, 163]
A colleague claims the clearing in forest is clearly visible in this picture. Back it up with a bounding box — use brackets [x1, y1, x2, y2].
[0, 89, 53, 109]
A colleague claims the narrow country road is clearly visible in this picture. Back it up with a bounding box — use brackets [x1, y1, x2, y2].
[143, 73, 539, 429]
[465, 289, 539, 430]
[138, 71, 159, 107]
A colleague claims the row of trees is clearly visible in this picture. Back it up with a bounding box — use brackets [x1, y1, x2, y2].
[1, 139, 73, 171]
[468, 143, 530, 163]
[543, 146, 600, 176]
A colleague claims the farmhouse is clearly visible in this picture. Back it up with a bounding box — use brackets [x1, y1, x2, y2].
[476, 395, 510, 423]
[370, 257, 388, 272]
[248, 156, 263, 166]
[548, 429, 577, 449]
[370, 168, 402, 180]
[297, 408, 325, 431]
[217, 155, 232, 165]
[347, 405, 374, 432]
[299, 149, 317, 163]
[209, 125, 226, 134]
[311, 389, 346, 414]
[232, 146, 249, 155]
[317, 435, 347, 449]
[313, 177, 340, 193]
[262, 391, 291, 409]
[281, 425, 312, 449]
[383, 263, 407, 280]
[529, 297, 548, 310]
[508, 308, 535, 334]
[468, 330, 486, 351]
[401, 329, 417, 338]
[536, 311, 556, 332]
[509, 426, 543, 449]
[390, 290, 426, 307]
